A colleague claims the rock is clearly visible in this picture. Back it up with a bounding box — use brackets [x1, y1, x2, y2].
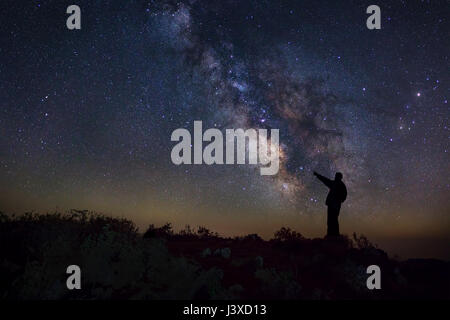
[201, 248, 212, 257]
[221, 247, 231, 259]
[255, 256, 264, 268]
[214, 247, 231, 259]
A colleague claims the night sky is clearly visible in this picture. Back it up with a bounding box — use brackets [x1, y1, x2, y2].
[0, 0, 449, 259]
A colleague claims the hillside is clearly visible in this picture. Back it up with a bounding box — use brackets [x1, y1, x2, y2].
[0, 210, 448, 299]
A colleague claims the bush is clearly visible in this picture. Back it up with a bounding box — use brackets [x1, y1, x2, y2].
[0, 212, 226, 300]
[197, 226, 219, 238]
[273, 227, 304, 242]
[352, 233, 377, 249]
[254, 268, 302, 299]
[143, 223, 173, 239]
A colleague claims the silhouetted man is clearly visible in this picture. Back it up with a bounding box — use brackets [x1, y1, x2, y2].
[313, 171, 347, 237]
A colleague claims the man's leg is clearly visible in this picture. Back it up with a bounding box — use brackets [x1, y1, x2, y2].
[328, 205, 340, 236]
[327, 206, 333, 236]
[335, 206, 340, 236]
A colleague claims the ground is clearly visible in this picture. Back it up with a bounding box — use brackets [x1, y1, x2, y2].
[0, 211, 448, 300]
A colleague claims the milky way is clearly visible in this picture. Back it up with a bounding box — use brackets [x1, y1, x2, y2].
[0, 0, 448, 257]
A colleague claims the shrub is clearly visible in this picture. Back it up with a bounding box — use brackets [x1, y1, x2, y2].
[352, 233, 377, 249]
[273, 227, 304, 242]
[143, 223, 173, 239]
[197, 226, 219, 238]
[254, 268, 302, 299]
[0, 212, 227, 299]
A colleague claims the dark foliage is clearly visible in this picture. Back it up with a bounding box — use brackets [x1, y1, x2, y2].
[0, 211, 448, 300]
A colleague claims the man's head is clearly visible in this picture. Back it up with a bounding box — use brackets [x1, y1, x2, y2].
[335, 172, 343, 181]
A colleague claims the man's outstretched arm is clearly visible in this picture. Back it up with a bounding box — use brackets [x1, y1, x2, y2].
[313, 171, 333, 188]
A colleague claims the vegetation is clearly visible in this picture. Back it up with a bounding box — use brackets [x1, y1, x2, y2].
[0, 211, 448, 300]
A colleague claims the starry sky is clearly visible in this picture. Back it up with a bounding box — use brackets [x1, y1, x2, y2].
[0, 0, 449, 259]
